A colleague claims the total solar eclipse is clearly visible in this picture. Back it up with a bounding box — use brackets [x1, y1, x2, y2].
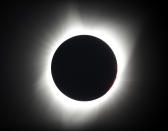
[51, 35, 117, 101]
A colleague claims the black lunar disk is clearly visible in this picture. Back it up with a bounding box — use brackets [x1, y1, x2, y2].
[51, 35, 117, 101]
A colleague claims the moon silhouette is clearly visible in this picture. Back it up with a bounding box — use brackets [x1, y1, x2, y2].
[51, 35, 117, 101]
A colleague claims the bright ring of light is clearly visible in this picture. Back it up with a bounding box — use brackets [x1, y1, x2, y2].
[36, 11, 138, 127]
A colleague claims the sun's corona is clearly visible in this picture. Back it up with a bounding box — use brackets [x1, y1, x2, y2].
[36, 9, 137, 127]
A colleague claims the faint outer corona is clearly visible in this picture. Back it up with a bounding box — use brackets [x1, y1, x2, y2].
[51, 35, 117, 101]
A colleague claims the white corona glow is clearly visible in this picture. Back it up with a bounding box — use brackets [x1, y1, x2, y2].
[35, 8, 138, 128]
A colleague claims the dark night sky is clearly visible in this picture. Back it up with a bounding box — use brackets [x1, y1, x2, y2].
[2, 1, 164, 130]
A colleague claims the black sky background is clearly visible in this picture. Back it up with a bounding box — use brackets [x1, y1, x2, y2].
[2, 1, 164, 130]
